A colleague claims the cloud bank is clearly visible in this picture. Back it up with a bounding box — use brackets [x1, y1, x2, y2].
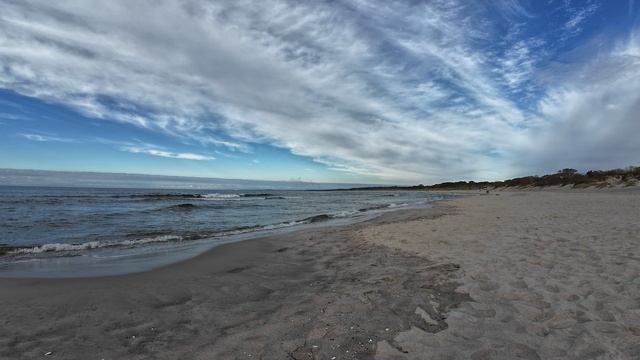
[522, 31, 640, 172]
[1, 0, 638, 182]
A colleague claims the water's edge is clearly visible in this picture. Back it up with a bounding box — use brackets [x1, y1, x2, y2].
[0, 188, 462, 278]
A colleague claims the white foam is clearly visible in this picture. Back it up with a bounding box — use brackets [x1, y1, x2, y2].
[388, 202, 409, 208]
[334, 210, 360, 218]
[13, 241, 102, 254]
[11, 234, 183, 255]
[201, 193, 241, 199]
[118, 234, 183, 247]
[258, 220, 304, 231]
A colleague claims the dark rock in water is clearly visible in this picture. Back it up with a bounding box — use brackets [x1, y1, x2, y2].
[0, 246, 15, 256]
[358, 205, 388, 212]
[127, 193, 205, 199]
[241, 193, 275, 197]
[0, 245, 29, 256]
[303, 214, 332, 223]
[168, 203, 197, 210]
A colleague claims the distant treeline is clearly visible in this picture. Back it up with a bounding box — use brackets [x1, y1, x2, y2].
[344, 167, 640, 191]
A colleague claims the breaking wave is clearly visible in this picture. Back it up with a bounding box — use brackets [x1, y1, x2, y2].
[10, 235, 183, 255]
[7, 214, 336, 256]
[5, 200, 413, 257]
[118, 192, 284, 201]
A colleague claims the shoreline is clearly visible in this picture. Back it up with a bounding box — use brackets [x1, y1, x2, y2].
[0, 204, 469, 359]
[0, 193, 459, 278]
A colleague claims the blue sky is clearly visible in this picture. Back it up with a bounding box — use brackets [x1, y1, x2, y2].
[1, 0, 639, 185]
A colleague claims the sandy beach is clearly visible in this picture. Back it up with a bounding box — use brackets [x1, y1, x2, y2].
[1, 189, 639, 359]
[368, 189, 640, 359]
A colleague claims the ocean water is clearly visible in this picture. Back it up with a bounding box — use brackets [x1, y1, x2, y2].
[0, 186, 455, 277]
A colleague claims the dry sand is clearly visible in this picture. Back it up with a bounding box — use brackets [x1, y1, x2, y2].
[1, 189, 639, 359]
[365, 189, 640, 359]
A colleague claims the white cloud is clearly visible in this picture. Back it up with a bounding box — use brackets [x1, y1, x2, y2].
[520, 32, 640, 172]
[497, 38, 545, 92]
[19, 132, 215, 161]
[565, 4, 598, 29]
[19, 133, 76, 142]
[563, 2, 600, 38]
[492, 0, 536, 19]
[121, 146, 214, 161]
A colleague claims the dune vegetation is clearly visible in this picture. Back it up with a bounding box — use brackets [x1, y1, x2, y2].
[352, 167, 640, 191]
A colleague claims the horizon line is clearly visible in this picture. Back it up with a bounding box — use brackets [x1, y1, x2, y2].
[0, 168, 389, 188]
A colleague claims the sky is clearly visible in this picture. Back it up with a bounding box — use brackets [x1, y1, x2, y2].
[0, 0, 639, 185]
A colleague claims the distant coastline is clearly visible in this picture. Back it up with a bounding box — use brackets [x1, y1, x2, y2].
[335, 166, 640, 191]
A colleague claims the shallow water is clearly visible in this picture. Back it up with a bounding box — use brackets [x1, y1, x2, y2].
[0, 186, 455, 277]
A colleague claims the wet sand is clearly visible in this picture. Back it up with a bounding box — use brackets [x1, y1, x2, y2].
[1, 189, 639, 359]
[0, 208, 467, 359]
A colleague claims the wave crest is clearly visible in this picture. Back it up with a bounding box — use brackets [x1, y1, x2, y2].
[6, 202, 412, 257]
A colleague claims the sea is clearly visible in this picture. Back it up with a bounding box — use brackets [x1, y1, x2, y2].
[0, 186, 456, 277]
